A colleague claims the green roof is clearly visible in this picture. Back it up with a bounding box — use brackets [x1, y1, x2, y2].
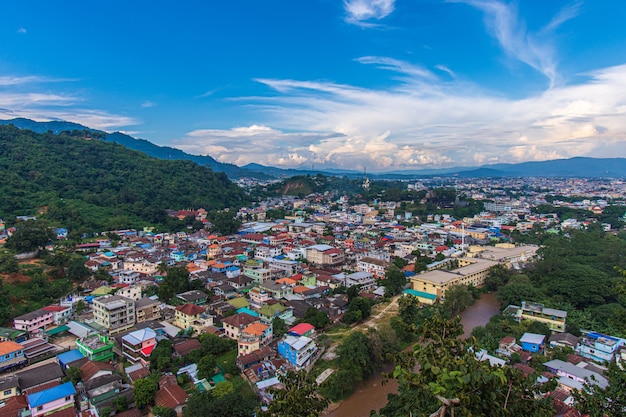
[45, 325, 69, 336]
[403, 289, 437, 300]
[227, 297, 250, 309]
[91, 286, 114, 295]
[259, 303, 286, 317]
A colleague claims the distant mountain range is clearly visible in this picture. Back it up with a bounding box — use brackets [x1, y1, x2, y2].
[2, 117, 626, 179]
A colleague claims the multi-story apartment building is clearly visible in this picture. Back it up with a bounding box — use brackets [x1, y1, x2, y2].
[92, 295, 136, 334]
[75, 334, 115, 362]
[306, 244, 345, 266]
[575, 332, 624, 363]
[505, 301, 567, 333]
[237, 322, 272, 357]
[123, 260, 158, 275]
[13, 309, 54, 334]
[357, 257, 391, 279]
[409, 258, 498, 304]
[243, 265, 273, 283]
[277, 335, 317, 369]
[135, 297, 161, 323]
[121, 328, 157, 366]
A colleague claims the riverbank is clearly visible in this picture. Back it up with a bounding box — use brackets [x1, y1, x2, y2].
[325, 292, 502, 417]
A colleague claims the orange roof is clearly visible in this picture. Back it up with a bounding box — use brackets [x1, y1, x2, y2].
[292, 286, 310, 294]
[276, 278, 296, 285]
[243, 322, 269, 336]
[206, 259, 217, 266]
[186, 264, 201, 272]
[0, 341, 23, 356]
[214, 263, 226, 269]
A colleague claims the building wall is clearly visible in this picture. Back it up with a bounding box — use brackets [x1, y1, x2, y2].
[30, 396, 74, 417]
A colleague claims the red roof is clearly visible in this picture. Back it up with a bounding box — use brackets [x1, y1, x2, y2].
[42, 305, 70, 312]
[288, 323, 314, 336]
[175, 303, 205, 316]
[141, 345, 155, 356]
[155, 383, 189, 409]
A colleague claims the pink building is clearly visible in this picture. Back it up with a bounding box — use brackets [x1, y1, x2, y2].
[14, 309, 54, 334]
[27, 381, 76, 416]
[121, 328, 157, 366]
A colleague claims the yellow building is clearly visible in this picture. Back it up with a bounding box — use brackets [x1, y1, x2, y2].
[409, 257, 498, 303]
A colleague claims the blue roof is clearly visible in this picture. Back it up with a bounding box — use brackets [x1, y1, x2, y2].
[236, 307, 259, 317]
[28, 382, 76, 407]
[56, 349, 85, 365]
[403, 289, 437, 300]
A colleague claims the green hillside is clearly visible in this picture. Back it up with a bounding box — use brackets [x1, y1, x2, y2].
[0, 125, 248, 232]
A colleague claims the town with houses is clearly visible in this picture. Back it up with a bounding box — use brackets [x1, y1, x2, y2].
[0, 176, 625, 417]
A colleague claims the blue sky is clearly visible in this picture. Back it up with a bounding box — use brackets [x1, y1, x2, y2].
[2, 1, 626, 171]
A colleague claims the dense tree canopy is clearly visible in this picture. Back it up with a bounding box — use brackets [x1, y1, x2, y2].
[378, 312, 555, 417]
[0, 125, 248, 231]
[5, 219, 54, 253]
[258, 370, 328, 417]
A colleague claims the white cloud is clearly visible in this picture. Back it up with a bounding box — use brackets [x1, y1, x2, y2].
[17, 27, 26, 34]
[0, 72, 138, 131]
[141, 100, 157, 108]
[344, 0, 395, 27]
[174, 59, 626, 171]
[451, 0, 580, 88]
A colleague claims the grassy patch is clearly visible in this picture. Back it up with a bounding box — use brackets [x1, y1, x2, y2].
[215, 349, 238, 375]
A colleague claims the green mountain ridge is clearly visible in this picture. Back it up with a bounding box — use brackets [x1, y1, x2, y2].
[0, 118, 266, 179]
[0, 124, 248, 232]
[2, 118, 626, 178]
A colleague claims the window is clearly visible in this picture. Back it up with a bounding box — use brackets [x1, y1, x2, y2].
[37, 406, 43, 411]
[3, 389, 12, 395]
[65, 395, 72, 401]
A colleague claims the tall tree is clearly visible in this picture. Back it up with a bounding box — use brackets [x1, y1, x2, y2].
[133, 377, 158, 409]
[572, 362, 626, 416]
[257, 370, 329, 417]
[377, 312, 555, 417]
[5, 219, 54, 253]
[382, 265, 407, 296]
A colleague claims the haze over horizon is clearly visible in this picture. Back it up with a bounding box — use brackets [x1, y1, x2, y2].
[2, 1, 626, 172]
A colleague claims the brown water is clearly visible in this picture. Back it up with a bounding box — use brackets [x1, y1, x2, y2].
[327, 293, 501, 417]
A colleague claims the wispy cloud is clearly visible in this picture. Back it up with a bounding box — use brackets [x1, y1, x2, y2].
[0, 72, 138, 131]
[344, 0, 395, 28]
[450, 0, 580, 88]
[17, 27, 27, 34]
[174, 59, 626, 171]
[0, 75, 76, 86]
[356, 56, 436, 79]
[141, 100, 157, 108]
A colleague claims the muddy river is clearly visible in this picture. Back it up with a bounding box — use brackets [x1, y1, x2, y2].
[326, 292, 501, 417]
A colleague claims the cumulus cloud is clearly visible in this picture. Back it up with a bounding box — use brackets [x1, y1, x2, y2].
[344, 0, 395, 27]
[174, 59, 626, 171]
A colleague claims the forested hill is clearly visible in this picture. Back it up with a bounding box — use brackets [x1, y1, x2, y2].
[0, 125, 248, 232]
[0, 118, 265, 179]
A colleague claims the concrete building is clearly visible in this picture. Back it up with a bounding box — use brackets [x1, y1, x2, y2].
[92, 295, 136, 334]
[409, 258, 498, 303]
[277, 335, 317, 369]
[13, 309, 54, 334]
[505, 301, 567, 333]
[306, 245, 345, 266]
[575, 332, 625, 363]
